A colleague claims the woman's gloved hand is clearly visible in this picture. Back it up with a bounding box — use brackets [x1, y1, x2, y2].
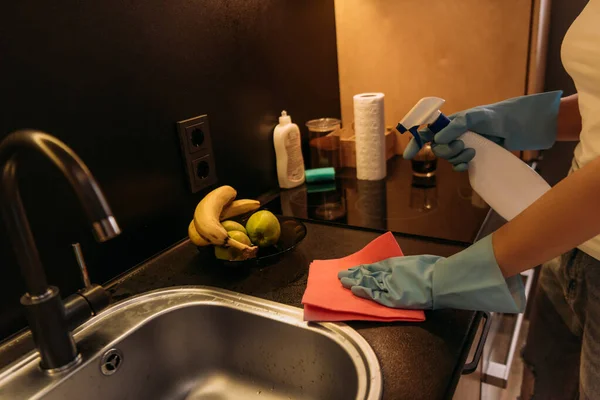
[403, 91, 563, 171]
[337, 235, 525, 313]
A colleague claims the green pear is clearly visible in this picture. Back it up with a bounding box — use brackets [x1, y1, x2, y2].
[245, 210, 281, 248]
[221, 220, 247, 235]
[214, 230, 252, 260]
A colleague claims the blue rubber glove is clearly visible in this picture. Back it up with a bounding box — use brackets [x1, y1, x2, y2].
[403, 91, 563, 172]
[337, 235, 525, 313]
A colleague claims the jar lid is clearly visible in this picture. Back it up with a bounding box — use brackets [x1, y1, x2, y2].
[305, 118, 341, 132]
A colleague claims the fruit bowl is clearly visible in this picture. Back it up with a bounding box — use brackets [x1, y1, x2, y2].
[200, 215, 307, 267]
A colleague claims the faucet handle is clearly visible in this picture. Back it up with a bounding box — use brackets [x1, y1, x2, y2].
[65, 242, 111, 329]
[71, 243, 91, 289]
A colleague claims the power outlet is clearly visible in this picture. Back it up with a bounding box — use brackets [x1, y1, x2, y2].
[177, 115, 217, 193]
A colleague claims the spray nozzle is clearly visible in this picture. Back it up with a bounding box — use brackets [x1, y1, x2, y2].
[396, 97, 451, 150]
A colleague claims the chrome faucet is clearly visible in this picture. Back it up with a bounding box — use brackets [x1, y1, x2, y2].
[0, 130, 121, 372]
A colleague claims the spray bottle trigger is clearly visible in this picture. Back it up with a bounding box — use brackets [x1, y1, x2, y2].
[396, 122, 424, 150]
[408, 127, 423, 149]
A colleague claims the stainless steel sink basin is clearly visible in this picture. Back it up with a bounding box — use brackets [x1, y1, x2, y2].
[0, 287, 382, 399]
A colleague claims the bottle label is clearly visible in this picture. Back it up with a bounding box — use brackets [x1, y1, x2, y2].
[286, 130, 304, 181]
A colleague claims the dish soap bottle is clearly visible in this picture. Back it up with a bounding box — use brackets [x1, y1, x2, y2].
[274, 110, 305, 189]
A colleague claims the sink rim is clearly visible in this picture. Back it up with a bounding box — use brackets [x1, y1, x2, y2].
[0, 286, 383, 400]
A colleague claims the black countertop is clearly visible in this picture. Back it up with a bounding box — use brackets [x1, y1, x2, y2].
[106, 221, 480, 400]
[273, 156, 489, 244]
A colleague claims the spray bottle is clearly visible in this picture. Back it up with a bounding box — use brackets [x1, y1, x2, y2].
[397, 97, 551, 221]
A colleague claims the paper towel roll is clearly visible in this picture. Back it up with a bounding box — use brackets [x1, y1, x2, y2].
[353, 93, 386, 180]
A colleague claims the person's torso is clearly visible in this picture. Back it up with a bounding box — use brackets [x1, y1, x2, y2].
[561, 0, 600, 260]
[562, 0, 600, 170]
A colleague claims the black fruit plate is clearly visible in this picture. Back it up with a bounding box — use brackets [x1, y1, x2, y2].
[199, 215, 307, 268]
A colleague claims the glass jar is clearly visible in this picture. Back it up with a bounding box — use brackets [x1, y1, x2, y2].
[305, 118, 341, 169]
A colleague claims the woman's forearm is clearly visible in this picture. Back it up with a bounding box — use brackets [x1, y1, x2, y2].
[556, 94, 582, 141]
[493, 156, 600, 277]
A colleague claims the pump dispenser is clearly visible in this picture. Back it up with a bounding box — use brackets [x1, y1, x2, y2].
[274, 110, 305, 189]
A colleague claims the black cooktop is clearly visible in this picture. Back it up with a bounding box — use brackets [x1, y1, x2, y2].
[263, 156, 490, 245]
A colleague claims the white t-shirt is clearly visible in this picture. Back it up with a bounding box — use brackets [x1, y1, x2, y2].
[562, 0, 600, 260]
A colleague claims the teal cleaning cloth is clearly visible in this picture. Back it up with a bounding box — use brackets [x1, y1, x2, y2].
[305, 167, 335, 183]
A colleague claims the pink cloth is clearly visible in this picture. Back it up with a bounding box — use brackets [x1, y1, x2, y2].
[302, 232, 425, 322]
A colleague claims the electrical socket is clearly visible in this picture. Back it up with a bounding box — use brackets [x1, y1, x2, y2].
[191, 154, 217, 190]
[177, 115, 217, 193]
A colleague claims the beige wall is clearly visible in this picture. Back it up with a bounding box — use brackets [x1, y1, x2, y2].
[334, 0, 533, 144]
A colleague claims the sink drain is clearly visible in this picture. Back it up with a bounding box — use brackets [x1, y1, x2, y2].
[100, 348, 123, 376]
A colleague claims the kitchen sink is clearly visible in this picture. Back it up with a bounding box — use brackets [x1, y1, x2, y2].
[0, 287, 382, 399]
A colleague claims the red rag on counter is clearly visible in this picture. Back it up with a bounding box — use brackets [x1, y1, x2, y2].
[301, 232, 425, 322]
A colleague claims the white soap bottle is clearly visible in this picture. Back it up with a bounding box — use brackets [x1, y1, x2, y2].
[274, 110, 305, 189]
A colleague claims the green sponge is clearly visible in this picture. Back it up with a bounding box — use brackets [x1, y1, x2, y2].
[305, 167, 335, 183]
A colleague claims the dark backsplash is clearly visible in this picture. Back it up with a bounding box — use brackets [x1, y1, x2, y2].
[0, 1, 340, 339]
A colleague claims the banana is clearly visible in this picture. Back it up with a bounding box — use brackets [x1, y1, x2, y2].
[220, 199, 260, 220]
[193, 185, 237, 243]
[188, 197, 260, 247]
[193, 185, 258, 259]
[188, 220, 210, 246]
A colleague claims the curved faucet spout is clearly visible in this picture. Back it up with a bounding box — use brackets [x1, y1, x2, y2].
[0, 130, 120, 295]
[0, 130, 120, 370]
